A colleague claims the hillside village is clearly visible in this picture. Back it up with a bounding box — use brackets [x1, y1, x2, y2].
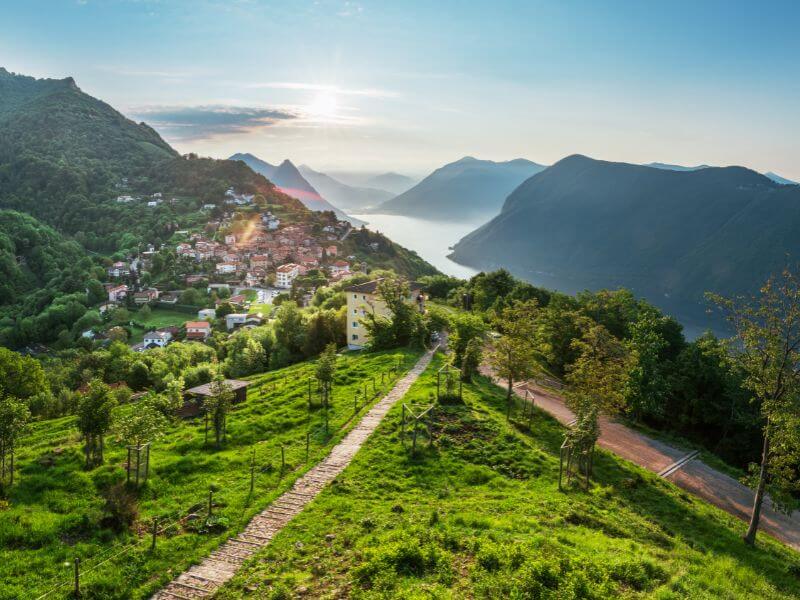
[91, 188, 373, 352]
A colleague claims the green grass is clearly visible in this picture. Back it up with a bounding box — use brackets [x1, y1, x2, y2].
[128, 307, 195, 343]
[215, 353, 800, 599]
[0, 348, 421, 599]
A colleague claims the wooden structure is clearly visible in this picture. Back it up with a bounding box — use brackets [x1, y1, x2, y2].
[401, 403, 435, 453]
[558, 434, 595, 490]
[180, 379, 251, 417]
[126, 442, 151, 486]
[507, 387, 535, 428]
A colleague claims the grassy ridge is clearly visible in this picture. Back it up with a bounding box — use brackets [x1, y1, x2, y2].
[0, 348, 421, 599]
[216, 353, 800, 599]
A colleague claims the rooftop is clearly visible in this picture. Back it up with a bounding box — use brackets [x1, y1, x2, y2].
[343, 278, 424, 294]
[185, 379, 251, 397]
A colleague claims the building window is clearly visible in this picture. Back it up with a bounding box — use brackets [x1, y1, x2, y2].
[353, 308, 357, 314]
[352, 334, 359, 340]
[352, 321, 358, 327]
[353, 294, 357, 299]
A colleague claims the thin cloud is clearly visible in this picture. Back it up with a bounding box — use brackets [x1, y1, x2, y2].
[130, 105, 299, 141]
[247, 81, 398, 99]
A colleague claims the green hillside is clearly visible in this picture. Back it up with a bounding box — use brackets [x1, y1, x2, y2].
[216, 354, 800, 599]
[0, 349, 420, 599]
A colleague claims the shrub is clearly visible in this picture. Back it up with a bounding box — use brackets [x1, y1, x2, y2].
[100, 483, 138, 531]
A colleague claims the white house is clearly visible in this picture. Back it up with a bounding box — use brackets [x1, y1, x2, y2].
[107, 261, 130, 278]
[185, 321, 212, 341]
[107, 284, 128, 302]
[143, 330, 172, 349]
[225, 313, 263, 331]
[216, 262, 237, 274]
[197, 308, 217, 320]
[225, 313, 247, 331]
[329, 260, 350, 275]
[225, 234, 236, 245]
[276, 263, 300, 289]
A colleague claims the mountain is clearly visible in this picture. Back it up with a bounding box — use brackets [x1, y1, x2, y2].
[229, 153, 361, 224]
[0, 67, 179, 236]
[371, 156, 546, 222]
[364, 172, 417, 195]
[325, 171, 417, 195]
[0, 69, 305, 250]
[451, 154, 800, 326]
[298, 165, 394, 212]
[765, 171, 799, 186]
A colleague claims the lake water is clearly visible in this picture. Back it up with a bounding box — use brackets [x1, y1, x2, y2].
[351, 213, 480, 279]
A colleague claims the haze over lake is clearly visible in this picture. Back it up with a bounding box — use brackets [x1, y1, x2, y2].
[351, 214, 479, 279]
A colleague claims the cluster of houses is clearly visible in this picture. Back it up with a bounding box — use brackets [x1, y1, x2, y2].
[175, 212, 354, 290]
[116, 191, 176, 208]
[91, 204, 363, 353]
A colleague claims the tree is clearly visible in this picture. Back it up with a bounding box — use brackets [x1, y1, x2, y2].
[461, 337, 483, 382]
[565, 324, 631, 444]
[624, 311, 670, 422]
[361, 276, 424, 349]
[315, 343, 337, 432]
[487, 301, 540, 403]
[0, 396, 30, 488]
[138, 304, 152, 323]
[273, 301, 307, 361]
[76, 380, 117, 468]
[710, 269, 800, 545]
[0, 347, 49, 401]
[449, 312, 487, 367]
[203, 376, 233, 447]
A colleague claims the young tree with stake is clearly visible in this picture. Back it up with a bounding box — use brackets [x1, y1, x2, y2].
[487, 300, 540, 403]
[0, 396, 30, 488]
[203, 376, 233, 448]
[76, 380, 117, 468]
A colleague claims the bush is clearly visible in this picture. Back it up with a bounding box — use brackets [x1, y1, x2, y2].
[100, 483, 138, 531]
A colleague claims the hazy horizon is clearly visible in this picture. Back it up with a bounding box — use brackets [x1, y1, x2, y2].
[3, 1, 798, 179]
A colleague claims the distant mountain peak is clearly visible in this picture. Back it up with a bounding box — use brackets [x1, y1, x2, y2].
[373, 155, 546, 222]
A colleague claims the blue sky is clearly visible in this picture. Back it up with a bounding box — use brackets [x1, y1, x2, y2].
[2, 0, 799, 178]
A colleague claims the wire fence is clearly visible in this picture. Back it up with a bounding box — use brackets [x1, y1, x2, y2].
[33, 353, 411, 599]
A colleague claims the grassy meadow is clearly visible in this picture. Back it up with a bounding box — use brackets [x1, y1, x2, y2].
[215, 353, 800, 599]
[0, 348, 421, 599]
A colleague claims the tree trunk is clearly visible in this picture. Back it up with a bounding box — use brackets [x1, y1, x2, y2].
[744, 423, 771, 545]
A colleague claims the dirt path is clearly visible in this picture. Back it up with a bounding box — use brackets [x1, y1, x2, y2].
[152, 348, 437, 599]
[482, 367, 800, 552]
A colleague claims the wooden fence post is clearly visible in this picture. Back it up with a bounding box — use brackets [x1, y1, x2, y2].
[151, 517, 158, 551]
[73, 557, 81, 598]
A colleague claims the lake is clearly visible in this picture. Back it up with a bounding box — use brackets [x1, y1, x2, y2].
[351, 213, 481, 279]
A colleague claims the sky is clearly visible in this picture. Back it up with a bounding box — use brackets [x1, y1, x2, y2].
[2, 0, 799, 179]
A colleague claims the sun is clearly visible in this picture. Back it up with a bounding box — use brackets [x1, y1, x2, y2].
[307, 91, 339, 119]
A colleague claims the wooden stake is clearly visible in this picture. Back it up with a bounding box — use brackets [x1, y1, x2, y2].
[73, 557, 81, 597]
[151, 518, 158, 551]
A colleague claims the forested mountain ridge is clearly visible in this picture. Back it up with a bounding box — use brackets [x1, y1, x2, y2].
[0, 67, 176, 191]
[451, 154, 800, 324]
[0, 69, 306, 250]
[372, 156, 546, 222]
